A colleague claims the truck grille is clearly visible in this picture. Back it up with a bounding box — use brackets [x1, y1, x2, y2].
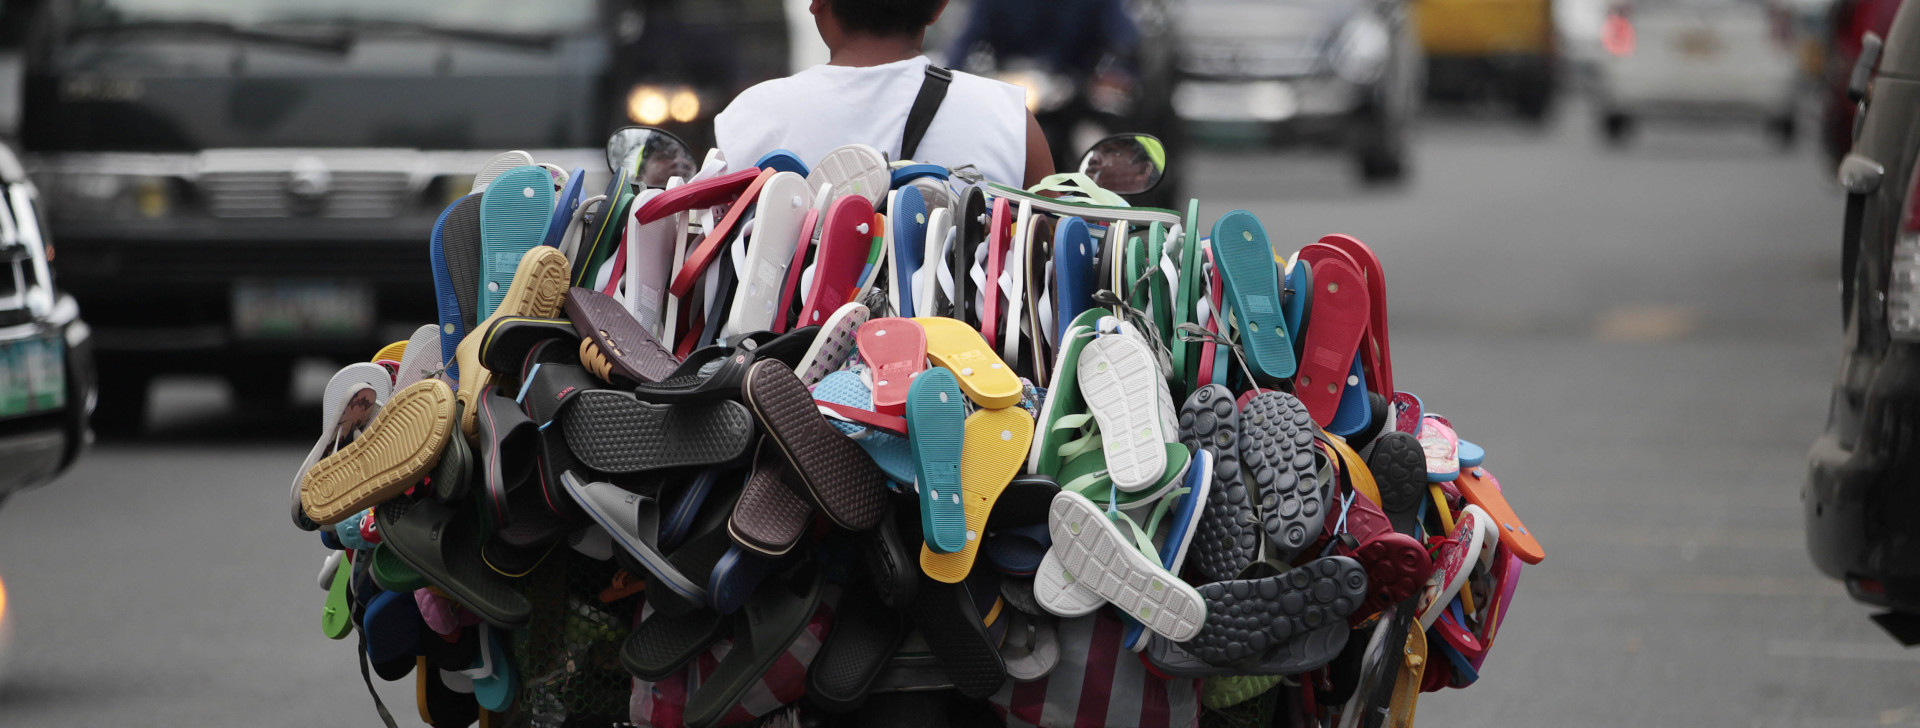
[200, 170, 413, 219]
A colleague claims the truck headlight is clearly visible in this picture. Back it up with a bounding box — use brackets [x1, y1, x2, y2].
[42, 173, 176, 220]
[1330, 14, 1391, 85]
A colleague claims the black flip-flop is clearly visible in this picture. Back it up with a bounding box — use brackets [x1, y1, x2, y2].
[559, 389, 755, 475]
[620, 607, 727, 681]
[681, 566, 826, 728]
[807, 580, 908, 714]
[1364, 431, 1427, 537]
[907, 574, 1006, 700]
[377, 497, 532, 629]
[478, 316, 579, 380]
[864, 499, 919, 611]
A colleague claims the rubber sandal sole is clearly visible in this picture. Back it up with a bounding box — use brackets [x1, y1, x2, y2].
[566, 287, 679, 384]
[1047, 491, 1205, 642]
[1456, 467, 1542, 564]
[919, 406, 1032, 583]
[857, 317, 926, 415]
[795, 302, 868, 386]
[477, 165, 555, 319]
[724, 171, 812, 336]
[1367, 431, 1428, 537]
[377, 497, 532, 629]
[621, 607, 726, 681]
[1178, 384, 1257, 583]
[728, 437, 814, 557]
[1239, 391, 1326, 559]
[1183, 556, 1366, 667]
[916, 316, 1022, 409]
[558, 389, 752, 474]
[455, 246, 571, 438]
[743, 359, 889, 531]
[907, 367, 968, 552]
[806, 581, 908, 713]
[906, 575, 1006, 700]
[1077, 331, 1168, 492]
[301, 380, 454, 525]
[1210, 210, 1296, 381]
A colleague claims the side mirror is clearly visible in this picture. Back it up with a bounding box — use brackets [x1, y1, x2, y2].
[1077, 133, 1166, 196]
[606, 126, 698, 188]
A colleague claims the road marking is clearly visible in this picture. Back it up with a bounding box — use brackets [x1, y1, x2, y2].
[1594, 305, 1701, 341]
[1766, 639, 1920, 663]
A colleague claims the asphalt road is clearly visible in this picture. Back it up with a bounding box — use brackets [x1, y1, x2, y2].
[0, 100, 1899, 727]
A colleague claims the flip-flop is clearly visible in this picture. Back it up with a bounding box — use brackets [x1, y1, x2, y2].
[889, 186, 929, 319]
[1325, 438, 1432, 624]
[915, 206, 953, 318]
[866, 500, 921, 610]
[372, 542, 429, 593]
[1366, 431, 1428, 537]
[301, 379, 454, 526]
[756, 149, 808, 176]
[1209, 210, 1296, 382]
[811, 371, 914, 482]
[681, 567, 827, 728]
[1174, 200, 1204, 387]
[1159, 448, 1213, 574]
[322, 553, 354, 639]
[1029, 308, 1110, 477]
[544, 167, 586, 249]
[393, 324, 443, 390]
[795, 302, 868, 385]
[666, 167, 774, 298]
[1076, 326, 1168, 492]
[377, 497, 532, 628]
[1316, 234, 1395, 398]
[557, 389, 753, 474]
[982, 523, 1051, 575]
[857, 317, 926, 415]
[1177, 384, 1256, 583]
[454, 246, 572, 438]
[560, 471, 709, 608]
[646, 485, 740, 617]
[917, 316, 1023, 409]
[1327, 356, 1372, 437]
[465, 624, 516, 712]
[987, 474, 1061, 530]
[1294, 252, 1369, 426]
[806, 143, 890, 207]
[724, 171, 813, 336]
[906, 574, 1007, 700]
[1283, 258, 1313, 363]
[1456, 466, 1542, 564]
[906, 366, 968, 553]
[471, 150, 533, 193]
[476, 389, 544, 530]
[1457, 439, 1486, 468]
[980, 197, 1013, 350]
[1021, 214, 1056, 384]
[709, 544, 796, 615]
[743, 359, 889, 531]
[920, 405, 1033, 583]
[430, 194, 484, 379]
[998, 610, 1060, 681]
[635, 167, 763, 225]
[1183, 555, 1367, 667]
[1047, 491, 1205, 641]
[1392, 391, 1424, 435]
[806, 580, 909, 714]
[622, 188, 680, 338]
[1033, 545, 1105, 619]
[478, 165, 556, 319]
[292, 362, 394, 530]
[948, 187, 986, 323]
[565, 287, 679, 384]
[727, 436, 815, 557]
[1238, 391, 1327, 561]
[1417, 505, 1488, 630]
[1419, 415, 1461, 482]
[796, 195, 877, 328]
[365, 589, 425, 665]
[999, 200, 1032, 370]
[621, 606, 727, 681]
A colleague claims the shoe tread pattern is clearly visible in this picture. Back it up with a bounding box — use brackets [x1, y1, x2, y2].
[1184, 556, 1366, 668]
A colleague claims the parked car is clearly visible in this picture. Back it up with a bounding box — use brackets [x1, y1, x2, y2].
[1171, 0, 1422, 184]
[16, 0, 786, 432]
[1593, 0, 1802, 146]
[1415, 0, 1558, 120]
[1806, 0, 1920, 642]
[1821, 0, 1903, 168]
[0, 139, 93, 510]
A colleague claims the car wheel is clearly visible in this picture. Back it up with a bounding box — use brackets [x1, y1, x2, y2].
[228, 357, 294, 409]
[1770, 114, 1798, 150]
[1357, 145, 1407, 186]
[1602, 113, 1634, 146]
[93, 357, 151, 438]
[1511, 62, 1555, 123]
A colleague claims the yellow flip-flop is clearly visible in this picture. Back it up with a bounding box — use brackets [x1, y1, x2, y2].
[373, 339, 409, 363]
[1388, 623, 1427, 727]
[915, 317, 1023, 409]
[919, 406, 1033, 583]
[1325, 435, 1382, 506]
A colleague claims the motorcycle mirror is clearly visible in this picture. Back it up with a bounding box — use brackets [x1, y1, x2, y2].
[606, 126, 698, 188]
[1077, 133, 1166, 196]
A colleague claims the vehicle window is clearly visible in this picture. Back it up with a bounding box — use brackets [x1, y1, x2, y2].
[66, 0, 596, 34]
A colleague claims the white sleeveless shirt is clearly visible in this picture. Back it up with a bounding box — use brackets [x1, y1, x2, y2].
[714, 56, 1029, 187]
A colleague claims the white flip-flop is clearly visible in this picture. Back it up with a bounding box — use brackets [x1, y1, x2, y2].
[291, 362, 392, 528]
[1076, 325, 1168, 492]
[1047, 491, 1205, 642]
[1034, 547, 1105, 618]
[471, 151, 533, 194]
[796, 302, 871, 386]
[806, 144, 890, 208]
[723, 171, 812, 337]
[393, 324, 442, 389]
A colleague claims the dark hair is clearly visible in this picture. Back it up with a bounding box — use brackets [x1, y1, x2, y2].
[829, 0, 941, 36]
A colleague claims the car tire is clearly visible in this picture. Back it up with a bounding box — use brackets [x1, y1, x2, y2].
[1357, 145, 1408, 186]
[1770, 114, 1798, 150]
[1602, 113, 1634, 146]
[93, 358, 150, 438]
[228, 357, 294, 409]
[1511, 62, 1555, 123]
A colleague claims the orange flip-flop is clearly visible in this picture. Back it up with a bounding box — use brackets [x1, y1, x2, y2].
[1454, 466, 1542, 565]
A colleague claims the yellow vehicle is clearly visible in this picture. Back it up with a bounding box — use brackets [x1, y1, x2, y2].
[1415, 0, 1558, 119]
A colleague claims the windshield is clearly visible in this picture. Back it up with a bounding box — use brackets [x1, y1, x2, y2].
[66, 0, 596, 34]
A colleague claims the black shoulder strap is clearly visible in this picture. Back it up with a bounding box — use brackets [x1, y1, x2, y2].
[900, 64, 952, 162]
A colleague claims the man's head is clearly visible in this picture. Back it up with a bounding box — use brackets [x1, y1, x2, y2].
[811, 0, 947, 47]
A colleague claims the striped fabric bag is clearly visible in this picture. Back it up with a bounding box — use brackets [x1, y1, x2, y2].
[990, 610, 1202, 728]
[628, 592, 838, 728]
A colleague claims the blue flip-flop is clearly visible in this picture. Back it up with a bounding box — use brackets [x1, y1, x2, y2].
[813, 371, 914, 482]
[478, 165, 556, 319]
[1053, 216, 1098, 339]
[890, 186, 928, 318]
[981, 523, 1051, 575]
[543, 167, 586, 249]
[1457, 439, 1486, 468]
[466, 625, 517, 712]
[906, 367, 968, 553]
[1283, 259, 1312, 362]
[1211, 210, 1296, 381]
[362, 589, 423, 665]
[1327, 355, 1372, 437]
[661, 466, 729, 551]
[709, 545, 794, 615]
[431, 194, 482, 377]
[756, 149, 809, 177]
[891, 163, 947, 187]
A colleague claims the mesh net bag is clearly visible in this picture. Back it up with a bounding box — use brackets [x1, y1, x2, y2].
[501, 549, 641, 728]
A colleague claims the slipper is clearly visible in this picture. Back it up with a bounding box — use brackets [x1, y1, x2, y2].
[1047, 490, 1205, 641]
[622, 188, 681, 339]
[1033, 544, 1106, 619]
[915, 205, 953, 319]
[1173, 200, 1204, 387]
[1238, 390, 1327, 561]
[1158, 448, 1213, 574]
[372, 542, 429, 593]
[710, 544, 797, 615]
[1021, 214, 1056, 382]
[1327, 355, 1372, 437]
[982, 523, 1051, 575]
[668, 168, 775, 298]
[395, 324, 444, 390]
[560, 471, 709, 608]
[377, 497, 532, 628]
[471, 150, 534, 193]
[319, 550, 344, 591]
[1001, 575, 1043, 617]
[1209, 210, 1296, 382]
[999, 200, 1033, 370]
[476, 390, 544, 534]
[475, 317, 577, 380]
[795, 194, 875, 330]
[322, 553, 354, 639]
[1183, 555, 1367, 667]
[916, 319, 1021, 413]
[889, 186, 929, 319]
[987, 474, 1061, 529]
[920, 405, 1033, 583]
[770, 201, 819, 335]
[807, 143, 889, 205]
[301, 379, 454, 525]
[465, 625, 516, 712]
[1029, 309, 1107, 477]
[1178, 384, 1256, 583]
[1419, 415, 1461, 482]
[1366, 431, 1428, 537]
[621, 606, 727, 681]
[1457, 439, 1486, 468]
[1293, 252, 1369, 426]
[662, 465, 734, 551]
[1456, 466, 1542, 564]
[682, 566, 827, 728]
[723, 171, 813, 336]
[413, 589, 477, 637]
[1347, 390, 1393, 453]
[1324, 439, 1432, 623]
[647, 484, 740, 617]
[565, 287, 680, 384]
[755, 149, 808, 176]
[793, 302, 867, 385]
[541, 167, 586, 250]
[372, 651, 416, 682]
[557, 389, 753, 474]
[1054, 439, 1192, 515]
[743, 359, 889, 530]
[1283, 258, 1313, 363]
[478, 165, 556, 320]
[1334, 601, 1414, 724]
[430, 194, 484, 379]
[292, 362, 394, 530]
[1392, 391, 1424, 435]
[906, 574, 1006, 700]
[866, 500, 921, 610]
[1077, 326, 1168, 492]
[812, 371, 914, 481]
[906, 366, 968, 552]
[627, 340, 758, 404]
[948, 187, 986, 323]
[980, 197, 1014, 350]
[806, 580, 909, 713]
[417, 659, 481, 728]
[727, 436, 815, 557]
[365, 589, 425, 665]
[635, 166, 763, 225]
[857, 317, 926, 415]
[998, 610, 1060, 681]
[1316, 234, 1395, 398]
[1417, 505, 1488, 630]
[454, 246, 572, 438]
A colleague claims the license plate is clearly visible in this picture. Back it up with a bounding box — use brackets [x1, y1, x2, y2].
[1175, 81, 1298, 122]
[232, 279, 374, 340]
[0, 334, 65, 419]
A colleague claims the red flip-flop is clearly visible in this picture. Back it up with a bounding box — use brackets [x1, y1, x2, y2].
[855, 317, 926, 416]
[1315, 234, 1395, 398]
[1293, 251, 1369, 426]
[796, 195, 876, 330]
[669, 168, 777, 299]
[634, 166, 762, 225]
[771, 206, 820, 334]
[981, 197, 1013, 348]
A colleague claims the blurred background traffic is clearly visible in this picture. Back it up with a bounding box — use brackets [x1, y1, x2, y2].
[0, 0, 1909, 725]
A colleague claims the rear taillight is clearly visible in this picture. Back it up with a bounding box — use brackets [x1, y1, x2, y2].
[1887, 159, 1920, 339]
[1602, 10, 1636, 57]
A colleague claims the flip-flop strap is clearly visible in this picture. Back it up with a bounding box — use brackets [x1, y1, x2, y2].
[355, 627, 402, 728]
[1141, 486, 1192, 545]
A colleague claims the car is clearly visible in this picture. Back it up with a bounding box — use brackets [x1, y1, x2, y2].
[1415, 0, 1558, 120]
[1806, 0, 1920, 643]
[0, 140, 95, 511]
[1593, 0, 1802, 146]
[1170, 0, 1422, 185]
[16, 0, 787, 433]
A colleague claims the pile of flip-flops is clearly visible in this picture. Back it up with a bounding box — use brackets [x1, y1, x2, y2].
[292, 138, 1544, 728]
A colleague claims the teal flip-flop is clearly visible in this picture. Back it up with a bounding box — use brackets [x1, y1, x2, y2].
[1210, 210, 1296, 381]
[478, 165, 556, 319]
[907, 366, 968, 553]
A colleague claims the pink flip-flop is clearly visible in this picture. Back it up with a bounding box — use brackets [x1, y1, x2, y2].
[855, 318, 927, 416]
